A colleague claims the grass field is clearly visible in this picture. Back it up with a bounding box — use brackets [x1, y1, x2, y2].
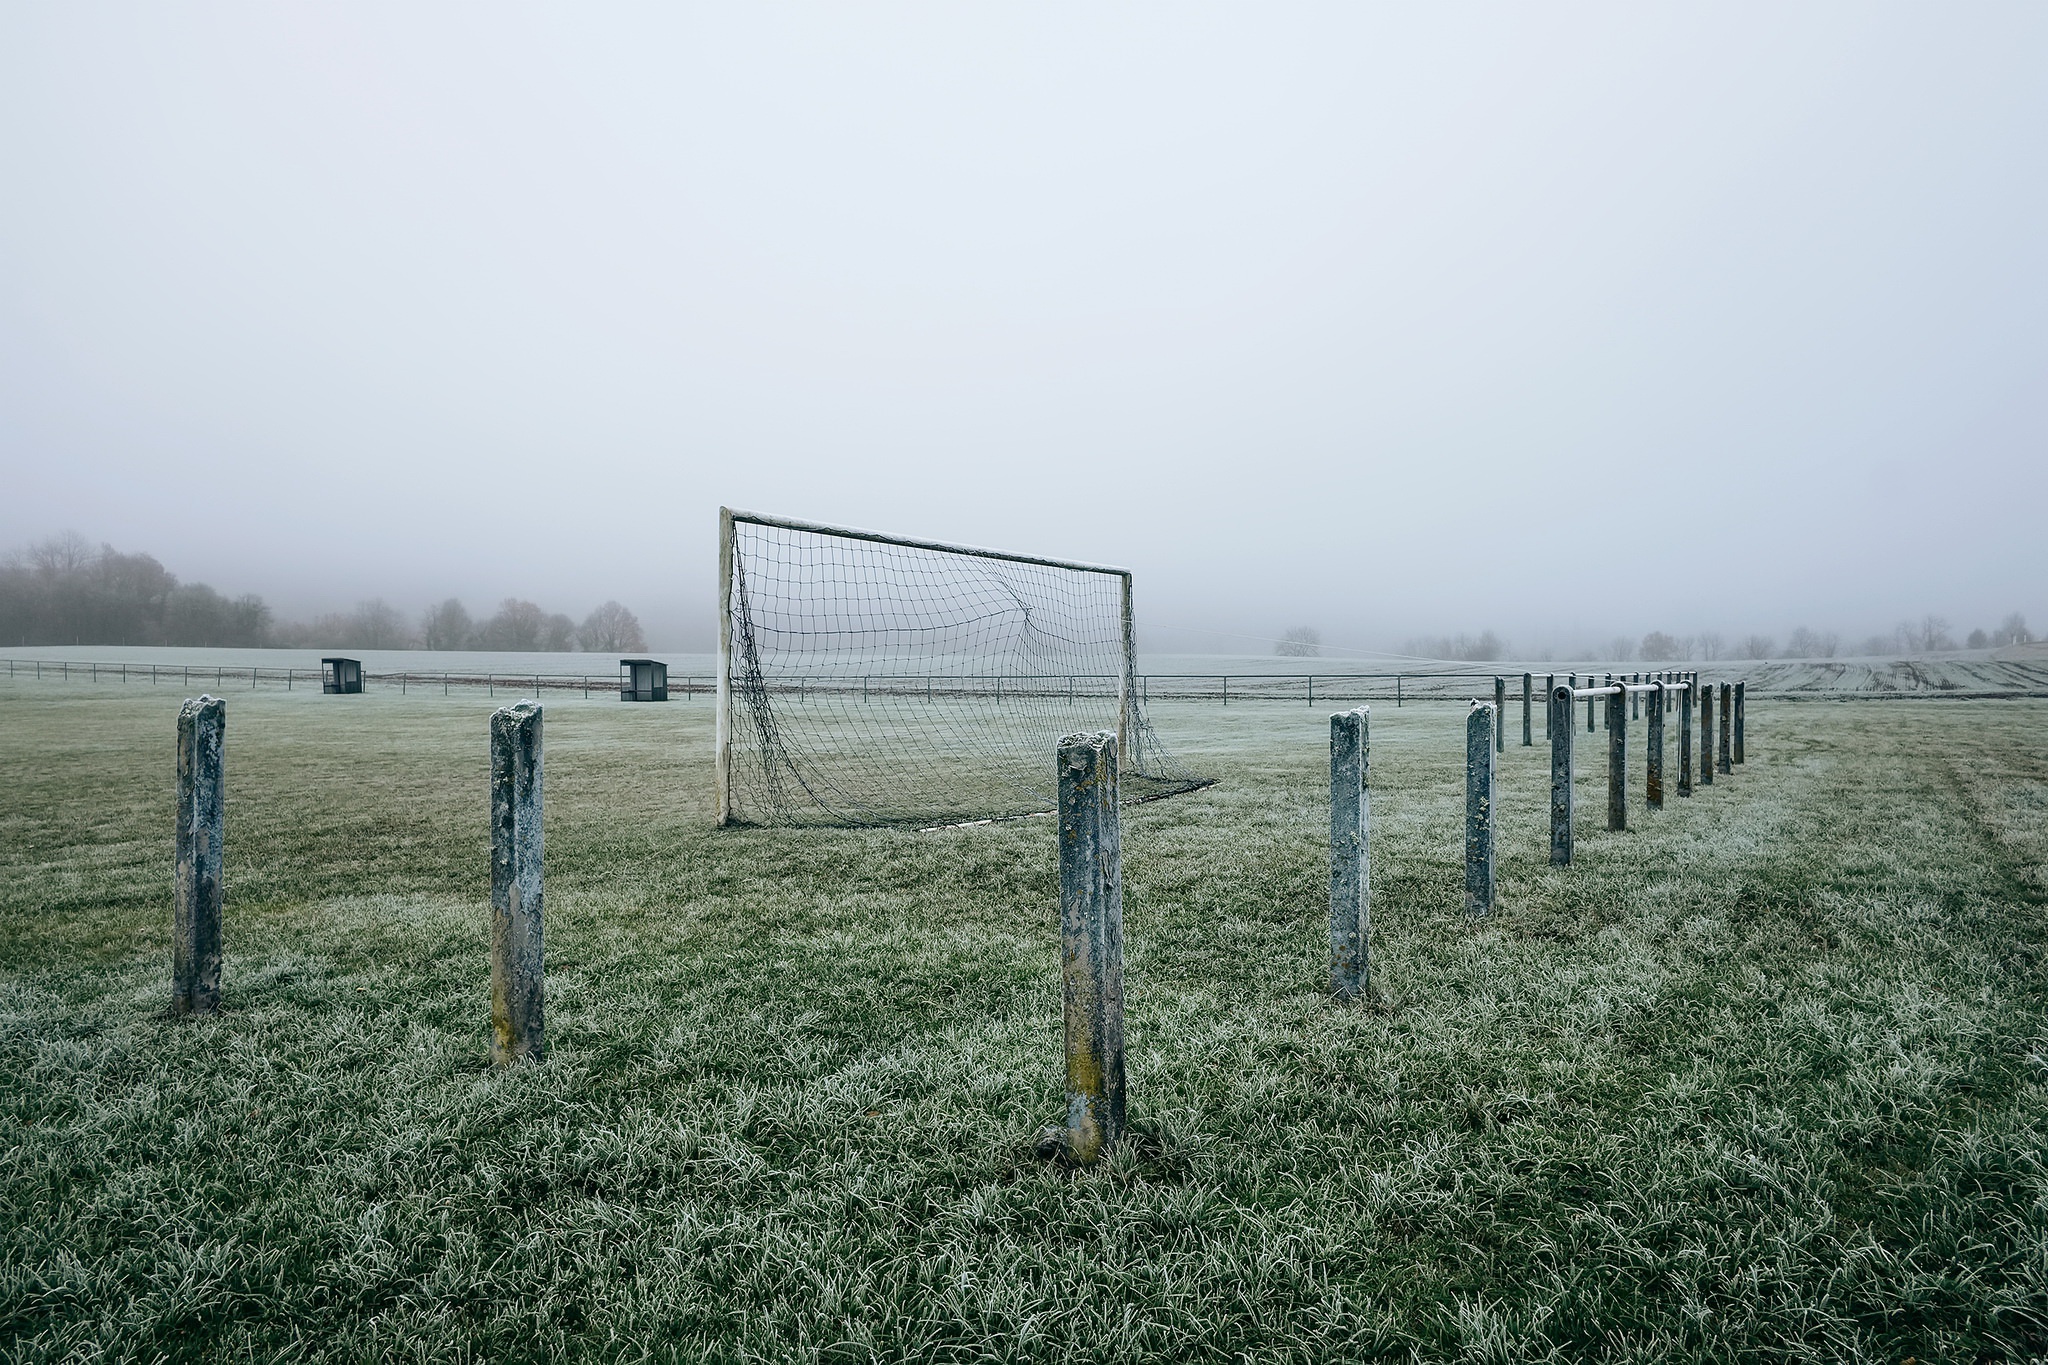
[2, 683, 2045, 1362]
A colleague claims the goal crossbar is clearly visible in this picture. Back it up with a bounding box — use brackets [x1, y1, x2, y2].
[724, 508, 1132, 578]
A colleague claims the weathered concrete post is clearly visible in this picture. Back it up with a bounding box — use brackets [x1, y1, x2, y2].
[1677, 680, 1694, 797]
[1466, 702, 1496, 916]
[1631, 673, 1640, 720]
[1698, 682, 1715, 786]
[1734, 682, 1746, 764]
[1646, 681, 1665, 809]
[1329, 708, 1370, 1002]
[1718, 683, 1734, 775]
[489, 701, 546, 1065]
[1058, 730, 1126, 1164]
[1544, 674, 1555, 739]
[1550, 686, 1574, 865]
[1494, 677, 1506, 753]
[174, 696, 226, 1015]
[1588, 676, 1597, 733]
[1607, 683, 1628, 831]
[1521, 673, 1532, 746]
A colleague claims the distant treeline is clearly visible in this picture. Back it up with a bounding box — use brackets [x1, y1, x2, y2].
[1274, 614, 2034, 663]
[1, 534, 645, 653]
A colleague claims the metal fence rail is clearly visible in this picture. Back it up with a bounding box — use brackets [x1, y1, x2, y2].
[5, 657, 2046, 702]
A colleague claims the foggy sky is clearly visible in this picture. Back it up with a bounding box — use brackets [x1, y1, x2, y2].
[2, 4, 2043, 654]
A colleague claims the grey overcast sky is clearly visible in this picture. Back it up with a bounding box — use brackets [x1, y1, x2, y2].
[2, 3, 2043, 652]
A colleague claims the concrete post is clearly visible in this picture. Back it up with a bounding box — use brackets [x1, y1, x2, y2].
[1607, 684, 1628, 831]
[1494, 677, 1506, 753]
[1466, 702, 1496, 916]
[1522, 672, 1533, 746]
[1588, 676, 1597, 733]
[1678, 681, 1694, 797]
[174, 696, 226, 1016]
[1646, 681, 1664, 809]
[1733, 682, 1746, 764]
[1699, 682, 1714, 786]
[1631, 673, 1640, 720]
[1718, 683, 1734, 775]
[490, 702, 546, 1065]
[1544, 674, 1555, 739]
[1550, 686, 1574, 865]
[1058, 730, 1126, 1164]
[1329, 708, 1370, 1002]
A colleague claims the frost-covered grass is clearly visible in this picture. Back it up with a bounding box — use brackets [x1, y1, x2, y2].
[1, 684, 2045, 1362]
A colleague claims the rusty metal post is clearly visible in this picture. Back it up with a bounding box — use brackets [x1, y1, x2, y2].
[1718, 683, 1734, 774]
[1550, 685, 1574, 864]
[1466, 702, 1496, 916]
[174, 696, 226, 1016]
[1329, 708, 1370, 1001]
[1494, 676, 1506, 753]
[490, 702, 546, 1065]
[1699, 682, 1715, 786]
[1646, 681, 1665, 809]
[1607, 684, 1627, 831]
[1737, 679, 1748, 760]
[1058, 731, 1126, 1163]
[1677, 680, 1694, 797]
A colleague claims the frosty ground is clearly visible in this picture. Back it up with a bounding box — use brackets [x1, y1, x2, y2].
[1, 683, 2044, 1361]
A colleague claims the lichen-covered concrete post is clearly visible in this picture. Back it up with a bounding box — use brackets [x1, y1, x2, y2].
[1677, 681, 1694, 797]
[1466, 702, 1496, 916]
[1058, 730, 1126, 1164]
[1494, 677, 1506, 753]
[1733, 682, 1746, 764]
[174, 696, 226, 1015]
[1606, 684, 1628, 831]
[1523, 673, 1534, 745]
[1329, 708, 1370, 1002]
[490, 702, 546, 1065]
[1698, 682, 1715, 786]
[1718, 683, 1734, 775]
[1646, 681, 1665, 809]
[1550, 686, 1575, 864]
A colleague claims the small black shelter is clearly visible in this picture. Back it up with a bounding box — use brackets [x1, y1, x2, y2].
[619, 658, 669, 702]
[321, 657, 364, 694]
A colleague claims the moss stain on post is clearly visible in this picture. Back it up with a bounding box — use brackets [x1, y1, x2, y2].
[173, 695, 225, 1015]
[1329, 708, 1370, 1001]
[1057, 730, 1125, 1163]
[490, 702, 545, 1065]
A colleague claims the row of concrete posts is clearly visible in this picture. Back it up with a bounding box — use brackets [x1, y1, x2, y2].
[170, 696, 550, 1069]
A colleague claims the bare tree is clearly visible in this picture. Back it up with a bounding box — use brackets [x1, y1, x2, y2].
[420, 598, 473, 650]
[577, 601, 646, 653]
[1696, 632, 1724, 662]
[540, 612, 576, 652]
[1275, 626, 1321, 658]
[1785, 626, 1838, 658]
[480, 598, 546, 651]
[1992, 612, 2032, 646]
[1737, 634, 1776, 660]
[1639, 631, 1679, 662]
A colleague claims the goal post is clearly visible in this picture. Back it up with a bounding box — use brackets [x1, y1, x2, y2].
[713, 506, 1207, 827]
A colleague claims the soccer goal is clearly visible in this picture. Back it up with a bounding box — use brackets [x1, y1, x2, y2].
[715, 508, 1210, 827]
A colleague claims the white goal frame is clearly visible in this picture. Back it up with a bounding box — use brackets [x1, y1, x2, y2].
[714, 506, 1137, 826]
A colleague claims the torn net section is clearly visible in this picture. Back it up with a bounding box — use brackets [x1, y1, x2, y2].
[726, 519, 1210, 826]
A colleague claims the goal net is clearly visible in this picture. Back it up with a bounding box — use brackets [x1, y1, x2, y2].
[716, 509, 1211, 827]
